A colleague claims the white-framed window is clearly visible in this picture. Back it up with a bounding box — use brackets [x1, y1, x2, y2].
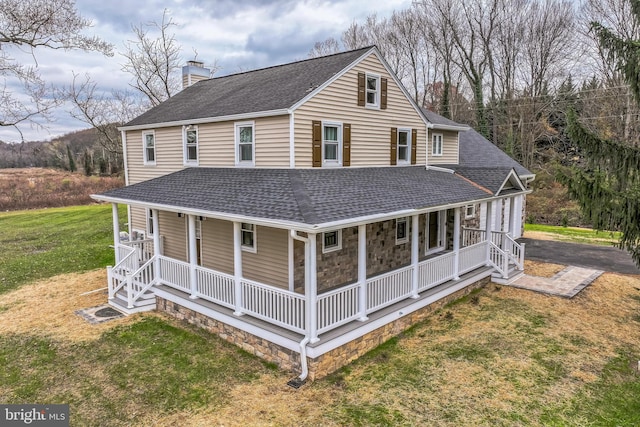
[322, 229, 342, 253]
[465, 204, 476, 219]
[397, 129, 411, 164]
[146, 209, 154, 236]
[143, 131, 156, 165]
[183, 125, 199, 165]
[322, 122, 342, 166]
[426, 211, 446, 254]
[366, 73, 380, 108]
[241, 223, 256, 252]
[235, 121, 255, 166]
[432, 133, 443, 156]
[395, 217, 409, 244]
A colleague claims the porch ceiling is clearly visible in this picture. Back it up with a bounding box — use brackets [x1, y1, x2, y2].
[94, 166, 506, 227]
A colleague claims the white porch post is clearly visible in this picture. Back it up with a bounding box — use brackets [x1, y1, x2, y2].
[411, 215, 420, 298]
[188, 215, 198, 299]
[485, 200, 494, 265]
[308, 233, 319, 343]
[112, 203, 120, 263]
[509, 196, 517, 237]
[453, 207, 461, 280]
[358, 224, 368, 321]
[233, 222, 243, 316]
[152, 209, 160, 284]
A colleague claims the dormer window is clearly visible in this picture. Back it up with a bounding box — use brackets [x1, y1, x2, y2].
[366, 73, 380, 108]
[183, 125, 198, 165]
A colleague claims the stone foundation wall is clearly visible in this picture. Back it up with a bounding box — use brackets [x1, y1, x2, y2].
[156, 275, 490, 381]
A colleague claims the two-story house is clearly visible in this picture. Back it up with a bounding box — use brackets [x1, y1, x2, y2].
[93, 46, 533, 383]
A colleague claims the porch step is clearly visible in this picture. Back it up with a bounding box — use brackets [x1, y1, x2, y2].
[491, 267, 524, 285]
[109, 289, 156, 315]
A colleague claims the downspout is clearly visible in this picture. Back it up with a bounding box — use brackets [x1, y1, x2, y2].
[290, 229, 310, 383]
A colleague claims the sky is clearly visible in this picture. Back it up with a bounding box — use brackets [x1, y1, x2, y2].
[1, 0, 412, 143]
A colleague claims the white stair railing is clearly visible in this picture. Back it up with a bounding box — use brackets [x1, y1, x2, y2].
[127, 257, 157, 308]
[504, 234, 525, 270]
[107, 245, 137, 300]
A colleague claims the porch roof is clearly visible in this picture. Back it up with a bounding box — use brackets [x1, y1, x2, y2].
[95, 166, 516, 229]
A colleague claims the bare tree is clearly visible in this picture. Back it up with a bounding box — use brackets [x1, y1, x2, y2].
[65, 73, 144, 155]
[0, 0, 112, 139]
[308, 38, 342, 57]
[121, 9, 181, 107]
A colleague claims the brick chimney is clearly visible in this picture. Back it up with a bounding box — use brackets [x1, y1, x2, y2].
[182, 60, 211, 89]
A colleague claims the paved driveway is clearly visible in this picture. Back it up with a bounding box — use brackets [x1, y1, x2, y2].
[518, 238, 640, 275]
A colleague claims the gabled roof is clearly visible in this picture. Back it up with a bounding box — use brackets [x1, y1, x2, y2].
[95, 166, 496, 230]
[457, 128, 532, 178]
[454, 167, 525, 195]
[123, 47, 374, 129]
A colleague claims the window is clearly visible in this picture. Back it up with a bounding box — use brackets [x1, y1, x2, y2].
[241, 223, 256, 252]
[146, 209, 154, 236]
[396, 217, 408, 244]
[184, 125, 198, 165]
[235, 122, 255, 166]
[323, 123, 342, 166]
[432, 133, 443, 156]
[397, 129, 411, 164]
[143, 131, 155, 165]
[322, 229, 342, 253]
[426, 211, 446, 254]
[465, 204, 476, 219]
[366, 73, 380, 107]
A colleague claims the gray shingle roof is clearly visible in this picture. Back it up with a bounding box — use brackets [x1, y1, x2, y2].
[454, 167, 514, 194]
[97, 166, 493, 226]
[125, 47, 373, 128]
[421, 108, 467, 128]
[457, 129, 532, 177]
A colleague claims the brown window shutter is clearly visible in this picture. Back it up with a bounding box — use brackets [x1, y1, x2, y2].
[390, 127, 397, 166]
[357, 72, 365, 106]
[381, 77, 388, 109]
[312, 120, 322, 167]
[343, 123, 351, 167]
[411, 129, 417, 165]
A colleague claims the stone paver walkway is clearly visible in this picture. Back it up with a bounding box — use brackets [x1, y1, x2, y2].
[508, 266, 604, 298]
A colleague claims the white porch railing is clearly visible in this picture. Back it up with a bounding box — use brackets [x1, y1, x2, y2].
[418, 252, 456, 292]
[241, 279, 306, 334]
[366, 265, 414, 313]
[317, 282, 360, 334]
[158, 255, 191, 293]
[111, 237, 514, 338]
[458, 241, 488, 275]
[196, 266, 235, 309]
[107, 244, 137, 300]
[504, 234, 525, 270]
[123, 238, 156, 264]
[463, 228, 525, 271]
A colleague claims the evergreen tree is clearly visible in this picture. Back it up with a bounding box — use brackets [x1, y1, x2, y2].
[564, 0, 640, 265]
[66, 145, 76, 172]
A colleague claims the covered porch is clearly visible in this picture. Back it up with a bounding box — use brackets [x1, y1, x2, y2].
[105, 197, 525, 344]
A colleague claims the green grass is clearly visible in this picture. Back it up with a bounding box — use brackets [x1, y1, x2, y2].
[0, 317, 270, 426]
[0, 204, 126, 294]
[525, 223, 621, 245]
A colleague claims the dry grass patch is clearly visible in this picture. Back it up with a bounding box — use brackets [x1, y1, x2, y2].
[0, 269, 141, 341]
[524, 259, 566, 277]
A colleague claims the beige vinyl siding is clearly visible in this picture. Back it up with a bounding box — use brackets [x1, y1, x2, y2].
[158, 211, 187, 262]
[127, 128, 184, 185]
[294, 54, 427, 167]
[243, 225, 289, 288]
[428, 130, 459, 164]
[201, 218, 234, 274]
[126, 115, 290, 184]
[130, 206, 146, 234]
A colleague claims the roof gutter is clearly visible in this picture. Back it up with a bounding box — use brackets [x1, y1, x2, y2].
[118, 109, 290, 131]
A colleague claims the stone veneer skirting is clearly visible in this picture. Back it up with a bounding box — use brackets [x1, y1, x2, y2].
[155, 275, 490, 381]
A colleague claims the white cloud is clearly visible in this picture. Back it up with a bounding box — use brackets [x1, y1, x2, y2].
[0, 0, 411, 143]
